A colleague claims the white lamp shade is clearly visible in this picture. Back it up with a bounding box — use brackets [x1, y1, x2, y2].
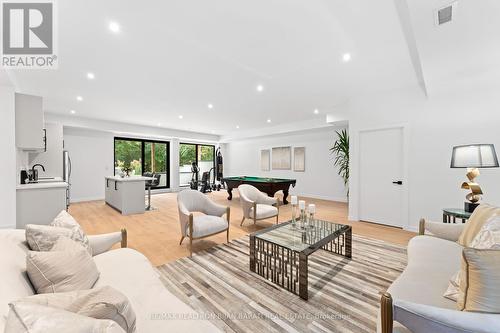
[451, 144, 499, 168]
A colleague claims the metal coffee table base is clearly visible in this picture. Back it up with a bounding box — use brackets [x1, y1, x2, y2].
[249, 226, 352, 300]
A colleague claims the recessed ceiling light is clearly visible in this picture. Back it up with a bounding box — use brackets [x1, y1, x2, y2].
[342, 53, 351, 62]
[267, 119, 271, 123]
[86, 72, 95, 80]
[211, 130, 215, 134]
[157, 123, 162, 126]
[109, 21, 120, 33]
[207, 103, 213, 109]
[76, 96, 83, 102]
[236, 125, 240, 129]
[178, 115, 183, 119]
[256, 84, 264, 92]
[70, 110, 76, 114]
[314, 109, 319, 114]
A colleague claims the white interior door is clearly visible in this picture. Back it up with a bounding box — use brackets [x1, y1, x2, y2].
[359, 127, 405, 227]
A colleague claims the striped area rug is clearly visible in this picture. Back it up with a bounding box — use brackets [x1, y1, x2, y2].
[157, 235, 407, 333]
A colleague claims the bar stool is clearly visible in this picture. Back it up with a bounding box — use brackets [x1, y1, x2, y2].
[145, 173, 161, 211]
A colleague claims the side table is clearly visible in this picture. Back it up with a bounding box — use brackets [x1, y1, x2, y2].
[443, 208, 471, 223]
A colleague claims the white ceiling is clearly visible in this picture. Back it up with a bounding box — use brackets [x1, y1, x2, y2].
[7, 0, 500, 135]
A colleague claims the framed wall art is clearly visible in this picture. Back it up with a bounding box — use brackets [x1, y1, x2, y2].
[272, 146, 291, 170]
[294, 147, 305, 172]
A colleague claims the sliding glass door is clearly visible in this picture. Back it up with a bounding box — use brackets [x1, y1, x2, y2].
[179, 143, 215, 187]
[114, 137, 170, 189]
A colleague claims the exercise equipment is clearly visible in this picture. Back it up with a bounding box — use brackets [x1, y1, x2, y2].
[189, 162, 199, 190]
[215, 147, 224, 190]
[200, 168, 213, 193]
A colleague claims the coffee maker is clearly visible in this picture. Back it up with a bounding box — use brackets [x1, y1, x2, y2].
[20, 169, 31, 184]
[20, 169, 38, 184]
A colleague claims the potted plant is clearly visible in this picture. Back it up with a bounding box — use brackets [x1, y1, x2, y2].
[330, 129, 349, 197]
[121, 164, 132, 177]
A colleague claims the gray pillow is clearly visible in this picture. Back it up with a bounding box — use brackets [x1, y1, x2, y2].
[16, 286, 136, 333]
[26, 237, 99, 294]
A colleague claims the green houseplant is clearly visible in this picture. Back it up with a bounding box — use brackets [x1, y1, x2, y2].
[330, 129, 349, 196]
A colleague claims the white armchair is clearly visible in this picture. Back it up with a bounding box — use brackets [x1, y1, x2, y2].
[177, 189, 230, 256]
[238, 184, 279, 226]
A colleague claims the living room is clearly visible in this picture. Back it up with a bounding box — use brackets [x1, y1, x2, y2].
[1, 0, 499, 332]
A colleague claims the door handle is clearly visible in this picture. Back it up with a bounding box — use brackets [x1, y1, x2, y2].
[392, 181, 403, 185]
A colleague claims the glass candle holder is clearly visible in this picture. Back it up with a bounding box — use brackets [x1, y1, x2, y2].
[299, 200, 306, 229]
[291, 196, 298, 227]
[308, 204, 316, 228]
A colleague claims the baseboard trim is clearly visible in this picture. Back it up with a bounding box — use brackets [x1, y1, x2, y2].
[0, 224, 16, 229]
[404, 225, 418, 233]
[297, 193, 348, 203]
[71, 196, 104, 203]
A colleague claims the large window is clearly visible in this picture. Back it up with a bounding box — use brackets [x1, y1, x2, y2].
[114, 137, 170, 188]
[179, 143, 215, 187]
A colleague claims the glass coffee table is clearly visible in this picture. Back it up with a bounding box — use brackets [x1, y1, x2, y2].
[249, 219, 352, 300]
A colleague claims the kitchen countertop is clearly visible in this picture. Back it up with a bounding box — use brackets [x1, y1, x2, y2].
[17, 181, 69, 190]
[105, 176, 154, 182]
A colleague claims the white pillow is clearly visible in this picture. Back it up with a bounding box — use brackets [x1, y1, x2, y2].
[16, 286, 136, 333]
[26, 211, 92, 255]
[51, 210, 92, 255]
[26, 237, 99, 294]
[5, 302, 125, 333]
[444, 215, 500, 302]
[25, 224, 73, 251]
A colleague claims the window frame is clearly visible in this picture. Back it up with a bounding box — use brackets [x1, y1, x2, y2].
[179, 142, 215, 187]
[114, 137, 170, 189]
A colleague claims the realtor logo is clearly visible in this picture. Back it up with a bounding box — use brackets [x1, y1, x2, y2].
[1, 0, 58, 68]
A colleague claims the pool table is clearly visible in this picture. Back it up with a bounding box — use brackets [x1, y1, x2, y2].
[222, 176, 296, 204]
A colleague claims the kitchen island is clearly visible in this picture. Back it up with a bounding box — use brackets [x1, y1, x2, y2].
[105, 176, 152, 215]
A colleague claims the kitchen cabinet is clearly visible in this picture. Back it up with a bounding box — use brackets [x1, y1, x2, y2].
[29, 123, 64, 178]
[15, 93, 45, 151]
[16, 182, 69, 229]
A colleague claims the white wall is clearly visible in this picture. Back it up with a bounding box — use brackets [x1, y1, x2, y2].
[349, 80, 500, 231]
[0, 85, 17, 228]
[224, 127, 348, 202]
[63, 128, 114, 202]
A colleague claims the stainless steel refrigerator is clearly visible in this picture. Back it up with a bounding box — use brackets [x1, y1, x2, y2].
[63, 151, 72, 209]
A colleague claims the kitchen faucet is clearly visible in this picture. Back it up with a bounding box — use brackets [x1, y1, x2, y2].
[31, 164, 45, 182]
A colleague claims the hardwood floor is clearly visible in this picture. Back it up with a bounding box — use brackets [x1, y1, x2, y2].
[70, 189, 416, 266]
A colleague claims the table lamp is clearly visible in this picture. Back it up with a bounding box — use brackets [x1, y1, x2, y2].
[450, 144, 499, 212]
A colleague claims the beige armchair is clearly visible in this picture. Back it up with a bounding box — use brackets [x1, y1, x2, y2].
[177, 189, 230, 256]
[238, 184, 279, 226]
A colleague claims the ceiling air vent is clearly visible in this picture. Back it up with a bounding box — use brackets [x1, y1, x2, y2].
[436, 1, 458, 26]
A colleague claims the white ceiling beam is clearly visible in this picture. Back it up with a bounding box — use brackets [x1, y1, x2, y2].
[393, 0, 429, 97]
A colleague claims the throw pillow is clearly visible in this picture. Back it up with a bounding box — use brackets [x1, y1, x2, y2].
[16, 286, 136, 333]
[470, 215, 500, 249]
[457, 248, 500, 312]
[458, 204, 500, 247]
[50, 210, 92, 254]
[25, 224, 73, 251]
[26, 237, 99, 294]
[5, 302, 125, 333]
[444, 215, 500, 301]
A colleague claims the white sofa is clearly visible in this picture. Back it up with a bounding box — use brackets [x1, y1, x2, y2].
[378, 220, 500, 333]
[0, 229, 220, 332]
